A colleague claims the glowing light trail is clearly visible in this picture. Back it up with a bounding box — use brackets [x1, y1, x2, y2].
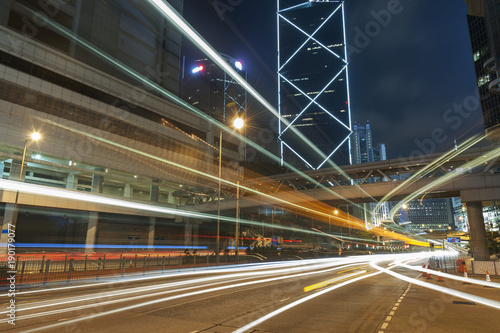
[13, 260, 374, 332]
[18, 3, 375, 221]
[371, 260, 500, 311]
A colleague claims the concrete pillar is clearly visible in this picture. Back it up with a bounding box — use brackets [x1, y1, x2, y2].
[91, 174, 103, 193]
[9, 160, 24, 181]
[150, 180, 159, 202]
[148, 217, 156, 249]
[193, 223, 199, 248]
[466, 201, 490, 261]
[184, 219, 192, 247]
[0, 204, 15, 254]
[66, 174, 78, 190]
[85, 212, 99, 253]
[124, 184, 133, 198]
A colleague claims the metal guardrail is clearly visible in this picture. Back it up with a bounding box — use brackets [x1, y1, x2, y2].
[0, 254, 254, 287]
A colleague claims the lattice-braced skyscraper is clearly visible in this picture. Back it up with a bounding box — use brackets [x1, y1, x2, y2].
[278, 0, 352, 169]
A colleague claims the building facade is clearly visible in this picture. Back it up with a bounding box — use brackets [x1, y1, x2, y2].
[180, 53, 247, 162]
[404, 198, 455, 233]
[0, 0, 243, 252]
[466, 0, 500, 141]
[181, 54, 247, 122]
[277, 0, 352, 170]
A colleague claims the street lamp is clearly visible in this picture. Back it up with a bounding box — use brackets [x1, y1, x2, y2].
[216, 118, 244, 265]
[12, 132, 41, 226]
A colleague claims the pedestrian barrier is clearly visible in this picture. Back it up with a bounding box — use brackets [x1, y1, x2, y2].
[0, 253, 256, 287]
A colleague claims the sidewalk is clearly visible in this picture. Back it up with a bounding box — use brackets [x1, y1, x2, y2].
[378, 269, 500, 333]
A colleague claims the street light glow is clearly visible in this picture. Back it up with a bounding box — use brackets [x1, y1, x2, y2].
[233, 117, 244, 130]
[31, 132, 41, 141]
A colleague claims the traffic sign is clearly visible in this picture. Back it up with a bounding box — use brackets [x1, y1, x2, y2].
[447, 237, 461, 243]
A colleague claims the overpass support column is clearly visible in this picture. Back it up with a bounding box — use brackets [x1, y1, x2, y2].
[66, 174, 78, 190]
[85, 212, 99, 253]
[150, 180, 159, 202]
[465, 201, 490, 261]
[1, 160, 25, 254]
[184, 220, 192, 248]
[0, 204, 16, 254]
[91, 171, 104, 193]
[148, 217, 156, 250]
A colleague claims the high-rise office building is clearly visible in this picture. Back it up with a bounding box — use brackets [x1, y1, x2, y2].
[405, 198, 455, 233]
[466, 0, 500, 140]
[180, 53, 247, 162]
[351, 121, 386, 164]
[181, 53, 247, 124]
[277, 0, 352, 170]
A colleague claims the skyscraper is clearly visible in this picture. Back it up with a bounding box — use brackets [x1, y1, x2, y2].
[181, 53, 247, 124]
[351, 121, 386, 164]
[180, 53, 247, 162]
[352, 121, 373, 164]
[277, 0, 352, 170]
[466, 0, 500, 141]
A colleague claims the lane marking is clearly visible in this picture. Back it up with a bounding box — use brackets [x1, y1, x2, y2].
[381, 323, 389, 329]
[386, 316, 392, 322]
[304, 271, 366, 292]
[233, 270, 383, 333]
[337, 265, 368, 274]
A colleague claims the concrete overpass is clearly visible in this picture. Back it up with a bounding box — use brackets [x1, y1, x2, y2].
[195, 145, 500, 261]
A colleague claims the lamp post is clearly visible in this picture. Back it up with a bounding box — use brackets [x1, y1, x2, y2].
[12, 132, 41, 226]
[216, 117, 244, 265]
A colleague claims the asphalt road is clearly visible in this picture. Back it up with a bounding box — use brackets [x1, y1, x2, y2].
[1, 253, 499, 333]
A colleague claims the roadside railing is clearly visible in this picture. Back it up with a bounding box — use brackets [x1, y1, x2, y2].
[0, 253, 255, 287]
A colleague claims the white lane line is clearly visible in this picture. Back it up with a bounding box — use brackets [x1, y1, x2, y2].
[371, 261, 500, 310]
[232, 271, 382, 333]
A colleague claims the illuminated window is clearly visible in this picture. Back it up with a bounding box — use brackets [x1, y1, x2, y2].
[473, 50, 481, 62]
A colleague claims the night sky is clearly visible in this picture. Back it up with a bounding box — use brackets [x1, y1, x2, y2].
[182, 0, 483, 160]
